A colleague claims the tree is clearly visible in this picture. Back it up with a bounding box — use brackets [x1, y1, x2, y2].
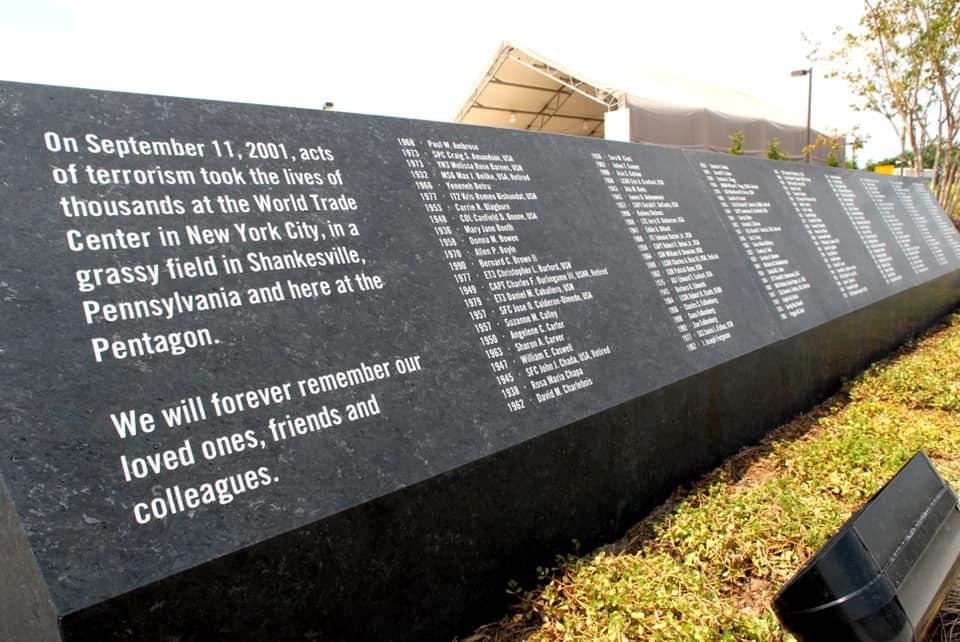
[848, 128, 867, 168]
[867, 144, 938, 169]
[803, 132, 847, 166]
[821, 0, 960, 218]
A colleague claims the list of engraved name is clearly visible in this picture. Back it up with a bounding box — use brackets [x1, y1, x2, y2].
[396, 137, 613, 412]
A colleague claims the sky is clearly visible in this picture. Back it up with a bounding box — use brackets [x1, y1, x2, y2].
[0, 0, 897, 164]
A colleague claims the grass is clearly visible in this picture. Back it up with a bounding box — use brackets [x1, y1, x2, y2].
[463, 310, 960, 642]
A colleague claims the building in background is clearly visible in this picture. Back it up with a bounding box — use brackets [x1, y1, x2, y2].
[455, 42, 842, 164]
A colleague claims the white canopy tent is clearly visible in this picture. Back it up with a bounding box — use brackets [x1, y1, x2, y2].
[455, 42, 841, 163]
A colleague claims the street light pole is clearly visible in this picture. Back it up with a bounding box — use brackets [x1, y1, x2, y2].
[791, 68, 813, 163]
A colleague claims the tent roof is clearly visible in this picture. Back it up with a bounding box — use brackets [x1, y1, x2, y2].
[454, 42, 619, 138]
[455, 41, 819, 138]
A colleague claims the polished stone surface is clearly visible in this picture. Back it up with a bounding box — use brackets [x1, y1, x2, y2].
[1, 80, 959, 641]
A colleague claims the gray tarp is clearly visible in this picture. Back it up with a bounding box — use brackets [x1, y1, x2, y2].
[616, 94, 842, 163]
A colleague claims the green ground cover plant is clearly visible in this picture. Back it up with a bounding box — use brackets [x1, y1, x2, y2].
[466, 311, 960, 642]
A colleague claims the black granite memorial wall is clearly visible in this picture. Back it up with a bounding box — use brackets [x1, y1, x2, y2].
[2, 80, 960, 641]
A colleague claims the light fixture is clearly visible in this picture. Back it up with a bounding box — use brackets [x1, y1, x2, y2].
[507, 112, 518, 125]
[791, 68, 813, 163]
[323, 102, 334, 111]
[775, 451, 960, 641]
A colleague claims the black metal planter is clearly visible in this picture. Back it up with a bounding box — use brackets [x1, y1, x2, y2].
[774, 451, 960, 641]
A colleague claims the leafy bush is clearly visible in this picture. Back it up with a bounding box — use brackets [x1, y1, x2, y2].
[729, 131, 744, 156]
[767, 138, 790, 161]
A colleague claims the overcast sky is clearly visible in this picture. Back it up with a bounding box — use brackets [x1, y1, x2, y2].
[1, 0, 896, 164]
